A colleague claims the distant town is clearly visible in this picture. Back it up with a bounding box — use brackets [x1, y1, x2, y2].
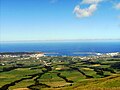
[0, 51, 120, 59]
[0, 52, 44, 59]
[0, 51, 120, 66]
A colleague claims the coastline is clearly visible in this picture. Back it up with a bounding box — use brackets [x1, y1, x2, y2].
[0, 51, 120, 57]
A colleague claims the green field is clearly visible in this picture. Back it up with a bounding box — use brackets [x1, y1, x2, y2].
[0, 56, 120, 90]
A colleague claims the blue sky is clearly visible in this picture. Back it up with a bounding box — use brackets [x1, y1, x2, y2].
[0, 0, 120, 41]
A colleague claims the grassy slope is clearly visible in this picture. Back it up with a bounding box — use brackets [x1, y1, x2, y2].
[1, 57, 120, 90]
[43, 74, 120, 90]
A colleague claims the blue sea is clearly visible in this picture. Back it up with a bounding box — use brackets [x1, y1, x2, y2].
[0, 41, 120, 56]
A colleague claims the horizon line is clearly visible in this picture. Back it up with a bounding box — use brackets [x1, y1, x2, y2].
[0, 39, 120, 42]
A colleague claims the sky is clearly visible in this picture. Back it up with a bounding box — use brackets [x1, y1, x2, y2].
[0, 0, 120, 41]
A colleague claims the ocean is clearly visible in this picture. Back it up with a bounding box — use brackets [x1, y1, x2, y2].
[0, 41, 120, 56]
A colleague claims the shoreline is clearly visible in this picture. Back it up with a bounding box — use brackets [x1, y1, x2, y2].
[0, 52, 120, 57]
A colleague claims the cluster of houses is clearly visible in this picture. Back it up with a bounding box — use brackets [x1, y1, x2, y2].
[105, 52, 119, 56]
[0, 52, 119, 60]
[0, 52, 45, 59]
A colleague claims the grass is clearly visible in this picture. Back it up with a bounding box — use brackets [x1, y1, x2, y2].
[81, 68, 98, 78]
[42, 74, 120, 90]
[58, 70, 86, 82]
[0, 68, 42, 87]
[0, 57, 120, 90]
[39, 72, 64, 82]
[9, 79, 35, 90]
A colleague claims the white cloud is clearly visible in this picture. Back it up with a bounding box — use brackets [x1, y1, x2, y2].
[73, 4, 97, 18]
[115, 3, 120, 10]
[81, 0, 102, 4]
[73, 0, 102, 18]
